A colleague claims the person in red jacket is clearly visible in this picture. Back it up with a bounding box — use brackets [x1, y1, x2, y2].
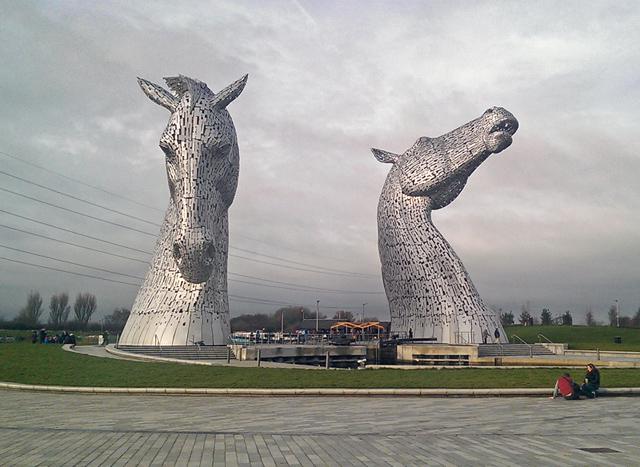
[551, 373, 581, 400]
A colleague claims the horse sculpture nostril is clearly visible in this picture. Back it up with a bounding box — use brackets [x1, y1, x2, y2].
[172, 242, 182, 260]
[205, 242, 215, 259]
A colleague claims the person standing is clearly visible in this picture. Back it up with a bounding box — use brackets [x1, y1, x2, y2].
[494, 328, 501, 343]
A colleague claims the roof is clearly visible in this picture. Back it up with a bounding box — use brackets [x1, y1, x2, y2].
[298, 319, 390, 331]
[330, 321, 385, 331]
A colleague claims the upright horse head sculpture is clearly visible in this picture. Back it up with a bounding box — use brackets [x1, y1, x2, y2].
[373, 107, 518, 344]
[119, 74, 247, 346]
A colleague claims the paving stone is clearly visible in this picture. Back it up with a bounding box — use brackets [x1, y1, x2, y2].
[1, 391, 640, 465]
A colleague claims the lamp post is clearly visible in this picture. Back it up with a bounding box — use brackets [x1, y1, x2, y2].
[615, 299, 620, 328]
[280, 308, 284, 341]
[316, 300, 320, 333]
[362, 303, 367, 323]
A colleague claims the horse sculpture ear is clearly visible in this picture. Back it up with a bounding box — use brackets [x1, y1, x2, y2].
[210, 74, 249, 110]
[137, 77, 178, 112]
[371, 148, 399, 164]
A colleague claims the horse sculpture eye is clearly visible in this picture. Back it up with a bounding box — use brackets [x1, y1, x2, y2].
[160, 144, 177, 163]
[214, 143, 231, 157]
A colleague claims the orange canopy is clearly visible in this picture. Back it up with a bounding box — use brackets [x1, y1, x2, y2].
[330, 321, 384, 331]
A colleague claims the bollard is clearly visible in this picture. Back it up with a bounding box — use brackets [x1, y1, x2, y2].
[597, 348, 600, 361]
[325, 351, 330, 369]
[227, 346, 231, 363]
[257, 348, 261, 367]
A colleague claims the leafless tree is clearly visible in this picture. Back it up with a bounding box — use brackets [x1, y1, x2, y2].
[49, 293, 70, 328]
[332, 311, 354, 321]
[73, 293, 97, 329]
[585, 310, 596, 326]
[104, 308, 130, 332]
[15, 291, 43, 327]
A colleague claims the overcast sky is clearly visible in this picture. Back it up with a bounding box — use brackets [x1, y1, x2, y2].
[1, 0, 639, 324]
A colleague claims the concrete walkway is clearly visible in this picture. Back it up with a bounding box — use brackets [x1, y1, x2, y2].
[1, 391, 639, 466]
[69, 345, 321, 369]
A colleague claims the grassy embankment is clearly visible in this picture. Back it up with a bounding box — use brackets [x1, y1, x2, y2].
[1, 343, 640, 388]
[504, 325, 640, 351]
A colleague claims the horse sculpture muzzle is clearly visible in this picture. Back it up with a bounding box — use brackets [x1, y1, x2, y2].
[172, 229, 216, 284]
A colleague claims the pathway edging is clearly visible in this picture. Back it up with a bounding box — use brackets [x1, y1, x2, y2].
[1, 381, 639, 397]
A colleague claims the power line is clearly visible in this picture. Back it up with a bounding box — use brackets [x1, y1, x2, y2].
[0, 187, 157, 237]
[232, 231, 350, 264]
[0, 256, 140, 287]
[0, 224, 149, 264]
[0, 221, 382, 294]
[227, 294, 294, 306]
[0, 154, 377, 279]
[0, 208, 152, 255]
[0, 168, 162, 227]
[0, 244, 145, 280]
[228, 272, 383, 295]
[231, 246, 377, 278]
[0, 255, 307, 307]
[0, 150, 164, 212]
[0, 144, 368, 271]
[0, 255, 370, 310]
[0, 189, 374, 277]
[229, 253, 377, 278]
[2, 186, 375, 277]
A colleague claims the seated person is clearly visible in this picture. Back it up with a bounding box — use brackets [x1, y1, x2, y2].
[581, 363, 600, 398]
[551, 373, 581, 400]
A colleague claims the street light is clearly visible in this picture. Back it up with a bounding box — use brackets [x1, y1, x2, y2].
[316, 300, 320, 333]
[280, 308, 285, 340]
[362, 303, 367, 323]
[615, 299, 620, 328]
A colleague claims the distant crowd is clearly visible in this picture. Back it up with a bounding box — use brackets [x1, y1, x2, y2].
[31, 329, 76, 346]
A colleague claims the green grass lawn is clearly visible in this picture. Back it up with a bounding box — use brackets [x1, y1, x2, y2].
[505, 325, 640, 351]
[1, 343, 640, 389]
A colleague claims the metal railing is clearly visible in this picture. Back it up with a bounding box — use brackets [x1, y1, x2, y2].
[230, 331, 385, 346]
[537, 333, 553, 343]
[511, 334, 533, 357]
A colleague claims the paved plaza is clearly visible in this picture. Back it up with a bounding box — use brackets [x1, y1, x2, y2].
[1, 391, 639, 466]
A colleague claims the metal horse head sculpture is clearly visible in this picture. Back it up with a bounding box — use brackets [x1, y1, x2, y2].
[119, 74, 247, 347]
[138, 74, 247, 283]
[373, 107, 519, 344]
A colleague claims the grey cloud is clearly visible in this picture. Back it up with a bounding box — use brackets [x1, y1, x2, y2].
[1, 0, 639, 324]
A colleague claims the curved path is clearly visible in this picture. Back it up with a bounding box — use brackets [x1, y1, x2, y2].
[1, 390, 639, 466]
[70, 345, 319, 369]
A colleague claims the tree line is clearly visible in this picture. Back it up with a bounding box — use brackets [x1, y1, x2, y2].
[1, 291, 130, 332]
[499, 304, 640, 327]
[230, 306, 358, 332]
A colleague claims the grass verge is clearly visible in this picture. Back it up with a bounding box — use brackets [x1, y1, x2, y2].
[1, 343, 639, 389]
[505, 325, 640, 351]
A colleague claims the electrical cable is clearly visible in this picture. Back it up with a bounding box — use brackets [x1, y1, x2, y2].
[0, 150, 164, 212]
[0, 244, 145, 280]
[0, 186, 157, 236]
[0, 224, 149, 264]
[0, 208, 152, 254]
[0, 256, 140, 287]
[0, 168, 162, 227]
